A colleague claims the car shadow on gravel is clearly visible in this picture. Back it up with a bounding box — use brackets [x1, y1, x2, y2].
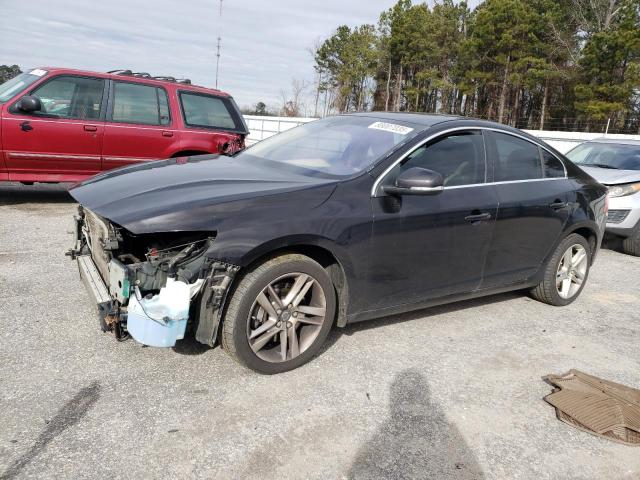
[0, 183, 75, 205]
[320, 290, 524, 355]
[348, 369, 484, 480]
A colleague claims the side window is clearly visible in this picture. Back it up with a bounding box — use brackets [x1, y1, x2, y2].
[396, 131, 486, 187]
[112, 82, 170, 125]
[180, 92, 237, 130]
[31, 76, 104, 120]
[542, 149, 565, 178]
[493, 132, 543, 181]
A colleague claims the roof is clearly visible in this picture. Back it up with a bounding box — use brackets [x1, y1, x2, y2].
[37, 67, 230, 97]
[347, 111, 461, 127]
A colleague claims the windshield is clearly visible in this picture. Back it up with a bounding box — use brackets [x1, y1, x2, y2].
[241, 116, 421, 177]
[0, 70, 46, 103]
[566, 142, 640, 171]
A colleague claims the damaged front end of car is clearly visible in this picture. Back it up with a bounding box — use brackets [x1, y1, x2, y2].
[67, 206, 239, 348]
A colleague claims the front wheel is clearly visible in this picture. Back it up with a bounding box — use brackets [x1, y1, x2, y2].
[622, 224, 640, 256]
[530, 233, 591, 306]
[221, 254, 336, 374]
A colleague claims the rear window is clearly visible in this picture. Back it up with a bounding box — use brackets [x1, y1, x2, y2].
[111, 82, 170, 125]
[179, 92, 242, 131]
[493, 132, 543, 181]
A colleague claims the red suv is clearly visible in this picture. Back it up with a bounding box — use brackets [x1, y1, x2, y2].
[0, 67, 248, 183]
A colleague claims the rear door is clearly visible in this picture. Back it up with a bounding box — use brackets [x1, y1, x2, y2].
[481, 130, 571, 288]
[2, 75, 106, 181]
[101, 81, 176, 170]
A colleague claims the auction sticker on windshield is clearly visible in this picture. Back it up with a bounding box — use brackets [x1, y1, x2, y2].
[368, 122, 414, 135]
[29, 69, 47, 77]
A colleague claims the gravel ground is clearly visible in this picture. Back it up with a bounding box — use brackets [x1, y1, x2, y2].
[0, 183, 639, 480]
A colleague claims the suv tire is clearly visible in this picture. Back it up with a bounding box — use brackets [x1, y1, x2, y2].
[622, 225, 640, 256]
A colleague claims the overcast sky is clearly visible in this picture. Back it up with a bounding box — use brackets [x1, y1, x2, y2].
[0, 0, 480, 112]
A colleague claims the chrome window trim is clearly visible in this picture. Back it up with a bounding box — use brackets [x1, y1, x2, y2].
[371, 126, 568, 197]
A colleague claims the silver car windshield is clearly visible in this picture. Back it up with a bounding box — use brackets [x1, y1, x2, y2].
[242, 116, 420, 176]
[567, 143, 640, 171]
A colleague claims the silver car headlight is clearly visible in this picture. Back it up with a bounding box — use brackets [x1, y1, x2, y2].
[608, 182, 640, 198]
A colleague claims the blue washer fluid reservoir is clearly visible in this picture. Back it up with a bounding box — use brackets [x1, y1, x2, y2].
[127, 278, 191, 347]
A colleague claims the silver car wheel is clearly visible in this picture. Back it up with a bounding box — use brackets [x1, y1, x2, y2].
[246, 272, 327, 363]
[556, 244, 588, 299]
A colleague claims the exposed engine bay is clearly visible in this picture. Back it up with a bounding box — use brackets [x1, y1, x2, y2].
[67, 205, 239, 347]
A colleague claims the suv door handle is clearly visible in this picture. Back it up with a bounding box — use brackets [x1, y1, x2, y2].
[83, 125, 98, 132]
[549, 200, 568, 210]
[465, 212, 492, 223]
[20, 121, 33, 132]
[162, 131, 174, 137]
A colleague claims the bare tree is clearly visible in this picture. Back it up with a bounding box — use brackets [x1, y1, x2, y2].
[280, 78, 309, 117]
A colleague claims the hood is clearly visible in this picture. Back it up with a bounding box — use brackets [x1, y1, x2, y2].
[69, 155, 337, 233]
[578, 166, 640, 185]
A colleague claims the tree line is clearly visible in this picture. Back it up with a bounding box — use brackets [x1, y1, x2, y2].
[313, 0, 640, 133]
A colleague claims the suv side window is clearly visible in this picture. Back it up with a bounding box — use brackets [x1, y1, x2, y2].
[541, 149, 565, 178]
[111, 82, 170, 125]
[180, 92, 237, 130]
[493, 132, 543, 181]
[396, 130, 486, 187]
[30, 76, 104, 120]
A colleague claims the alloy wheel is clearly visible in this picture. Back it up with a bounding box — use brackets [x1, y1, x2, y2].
[246, 272, 327, 363]
[555, 244, 588, 299]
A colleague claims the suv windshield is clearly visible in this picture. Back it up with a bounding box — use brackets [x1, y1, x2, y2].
[567, 142, 640, 171]
[241, 116, 420, 177]
[0, 70, 45, 103]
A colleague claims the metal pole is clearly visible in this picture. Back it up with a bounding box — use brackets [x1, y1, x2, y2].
[215, 0, 223, 89]
[605, 117, 610, 136]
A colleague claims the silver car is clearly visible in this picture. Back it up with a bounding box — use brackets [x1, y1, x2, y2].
[566, 139, 640, 256]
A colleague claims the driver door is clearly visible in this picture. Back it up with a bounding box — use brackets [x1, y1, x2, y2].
[2, 75, 106, 181]
[366, 130, 499, 310]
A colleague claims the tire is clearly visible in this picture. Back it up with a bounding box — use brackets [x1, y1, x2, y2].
[622, 225, 640, 256]
[221, 253, 336, 374]
[530, 233, 591, 306]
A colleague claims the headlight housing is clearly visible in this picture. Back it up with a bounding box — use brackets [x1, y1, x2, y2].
[608, 182, 640, 198]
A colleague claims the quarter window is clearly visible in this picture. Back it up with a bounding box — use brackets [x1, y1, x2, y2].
[493, 132, 543, 181]
[396, 131, 486, 187]
[180, 92, 237, 129]
[30, 76, 104, 119]
[542, 150, 565, 178]
[112, 82, 170, 125]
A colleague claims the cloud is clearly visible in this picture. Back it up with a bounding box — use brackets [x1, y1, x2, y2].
[0, 0, 400, 111]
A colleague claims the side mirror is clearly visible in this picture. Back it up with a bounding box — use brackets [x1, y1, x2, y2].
[383, 167, 444, 196]
[16, 95, 42, 114]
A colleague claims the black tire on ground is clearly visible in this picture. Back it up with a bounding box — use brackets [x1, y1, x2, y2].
[530, 233, 591, 306]
[221, 253, 336, 374]
[622, 225, 640, 256]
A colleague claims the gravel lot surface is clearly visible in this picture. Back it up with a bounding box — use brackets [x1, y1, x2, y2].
[1, 183, 639, 480]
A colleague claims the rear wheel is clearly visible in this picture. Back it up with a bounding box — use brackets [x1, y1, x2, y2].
[622, 225, 640, 256]
[530, 233, 591, 306]
[221, 254, 336, 374]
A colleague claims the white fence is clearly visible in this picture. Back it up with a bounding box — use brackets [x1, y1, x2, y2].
[244, 114, 640, 153]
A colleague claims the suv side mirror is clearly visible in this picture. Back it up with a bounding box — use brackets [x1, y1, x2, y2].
[16, 95, 42, 114]
[383, 167, 444, 196]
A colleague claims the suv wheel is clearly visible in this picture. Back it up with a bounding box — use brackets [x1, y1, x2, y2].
[221, 254, 336, 374]
[530, 233, 591, 306]
[622, 225, 640, 256]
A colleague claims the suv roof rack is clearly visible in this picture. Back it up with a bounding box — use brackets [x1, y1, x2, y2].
[107, 69, 192, 85]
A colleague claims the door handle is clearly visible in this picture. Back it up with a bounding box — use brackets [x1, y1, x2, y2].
[83, 125, 98, 132]
[465, 212, 492, 223]
[162, 131, 174, 137]
[549, 200, 568, 210]
[20, 121, 33, 132]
